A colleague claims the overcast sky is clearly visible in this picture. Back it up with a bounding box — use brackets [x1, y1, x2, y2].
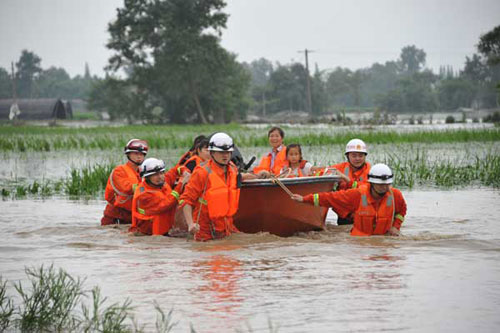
[1, 0, 499, 78]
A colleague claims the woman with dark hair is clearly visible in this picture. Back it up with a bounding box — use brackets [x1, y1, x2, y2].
[252, 126, 287, 177]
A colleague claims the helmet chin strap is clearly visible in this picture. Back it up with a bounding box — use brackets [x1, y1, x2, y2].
[127, 154, 143, 166]
[145, 178, 164, 188]
[371, 185, 387, 197]
[210, 152, 228, 168]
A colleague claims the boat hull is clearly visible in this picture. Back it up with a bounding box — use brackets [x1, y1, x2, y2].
[233, 176, 339, 237]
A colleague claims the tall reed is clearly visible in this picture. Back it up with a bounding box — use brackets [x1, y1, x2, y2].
[1, 124, 499, 152]
[1, 265, 178, 332]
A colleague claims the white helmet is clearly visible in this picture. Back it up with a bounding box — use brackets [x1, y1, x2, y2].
[208, 132, 234, 152]
[345, 139, 367, 155]
[368, 163, 393, 184]
[140, 158, 166, 178]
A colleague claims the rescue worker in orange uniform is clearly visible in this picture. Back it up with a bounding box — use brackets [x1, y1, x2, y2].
[183, 138, 211, 174]
[320, 138, 371, 190]
[291, 163, 407, 236]
[129, 158, 184, 236]
[180, 132, 241, 241]
[101, 139, 148, 225]
[253, 127, 287, 177]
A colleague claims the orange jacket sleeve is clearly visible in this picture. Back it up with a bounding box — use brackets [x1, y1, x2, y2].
[136, 188, 178, 216]
[392, 188, 407, 229]
[179, 167, 208, 207]
[252, 154, 271, 174]
[112, 166, 137, 195]
[164, 165, 186, 188]
[303, 188, 361, 218]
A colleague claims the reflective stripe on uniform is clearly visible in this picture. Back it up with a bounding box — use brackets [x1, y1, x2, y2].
[177, 167, 182, 175]
[313, 193, 319, 207]
[171, 190, 180, 200]
[132, 183, 137, 192]
[344, 166, 350, 177]
[137, 207, 146, 215]
[395, 213, 404, 222]
[199, 198, 208, 205]
[109, 169, 132, 198]
[361, 194, 368, 207]
[386, 194, 393, 207]
[351, 181, 358, 188]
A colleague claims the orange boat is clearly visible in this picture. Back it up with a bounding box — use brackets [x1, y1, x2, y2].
[234, 176, 340, 237]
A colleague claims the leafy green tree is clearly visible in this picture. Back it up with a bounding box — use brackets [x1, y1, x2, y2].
[311, 66, 328, 115]
[399, 45, 426, 74]
[105, 0, 248, 123]
[478, 25, 500, 65]
[87, 77, 145, 122]
[36, 67, 71, 98]
[15, 50, 42, 98]
[267, 63, 306, 113]
[326, 67, 353, 107]
[437, 78, 475, 110]
[0, 67, 12, 99]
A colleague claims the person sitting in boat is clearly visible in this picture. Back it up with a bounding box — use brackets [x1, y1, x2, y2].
[180, 132, 242, 241]
[279, 143, 314, 177]
[252, 126, 287, 178]
[129, 158, 185, 236]
[101, 139, 148, 226]
[183, 138, 211, 174]
[291, 163, 407, 237]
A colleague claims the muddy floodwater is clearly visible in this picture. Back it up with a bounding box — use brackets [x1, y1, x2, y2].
[1, 188, 500, 332]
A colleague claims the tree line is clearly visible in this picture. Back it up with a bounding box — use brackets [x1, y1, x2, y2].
[1, 0, 499, 123]
[0, 50, 97, 101]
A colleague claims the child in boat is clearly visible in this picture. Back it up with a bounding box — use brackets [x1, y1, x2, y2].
[279, 143, 315, 177]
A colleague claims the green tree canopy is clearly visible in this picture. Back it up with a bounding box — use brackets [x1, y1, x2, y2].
[15, 50, 42, 98]
[103, 0, 249, 123]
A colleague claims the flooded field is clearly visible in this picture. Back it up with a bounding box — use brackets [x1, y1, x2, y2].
[1, 189, 500, 332]
[1, 124, 500, 332]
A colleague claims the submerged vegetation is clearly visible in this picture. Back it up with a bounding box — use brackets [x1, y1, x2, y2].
[0, 265, 279, 332]
[1, 150, 500, 200]
[0, 265, 177, 333]
[0, 125, 500, 152]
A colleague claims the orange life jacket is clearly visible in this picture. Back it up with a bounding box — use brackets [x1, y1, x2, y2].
[334, 161, 371, 189]
[104, 163, 140, 211]
[351, 185, 395, 236]
[200, 162, 240, 220]
[131, 180, 177, 236]
[283, 160, 308, 177]
[253, 146, 287, 175]
[184, 154, 204, 173]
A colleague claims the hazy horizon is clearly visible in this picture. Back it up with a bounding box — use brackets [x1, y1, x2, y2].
[1, 0, 499, 78]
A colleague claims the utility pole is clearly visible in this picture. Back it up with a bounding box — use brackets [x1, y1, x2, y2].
[298, 49, 314, 115]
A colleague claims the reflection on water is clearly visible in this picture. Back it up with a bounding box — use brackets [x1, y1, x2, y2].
[1, 189, 500, 332]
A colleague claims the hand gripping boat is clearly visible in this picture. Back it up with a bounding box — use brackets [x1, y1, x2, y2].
[171, 175, 340, 237]
[233, 175, 340, 237]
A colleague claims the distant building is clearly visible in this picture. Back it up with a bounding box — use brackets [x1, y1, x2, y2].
[0, 98, 72, 120]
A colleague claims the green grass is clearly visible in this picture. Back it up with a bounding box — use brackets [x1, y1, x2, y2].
[387, 150, 500, 188]
[1, 149, 499, 200]
[0, 124, 499, 152]
[1, 165, 112, 199]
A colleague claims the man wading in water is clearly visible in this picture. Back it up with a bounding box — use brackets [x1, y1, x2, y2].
[180, 133, 244, 241]
[291, 163, 407, 236]
[101, 139, 148, 225]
